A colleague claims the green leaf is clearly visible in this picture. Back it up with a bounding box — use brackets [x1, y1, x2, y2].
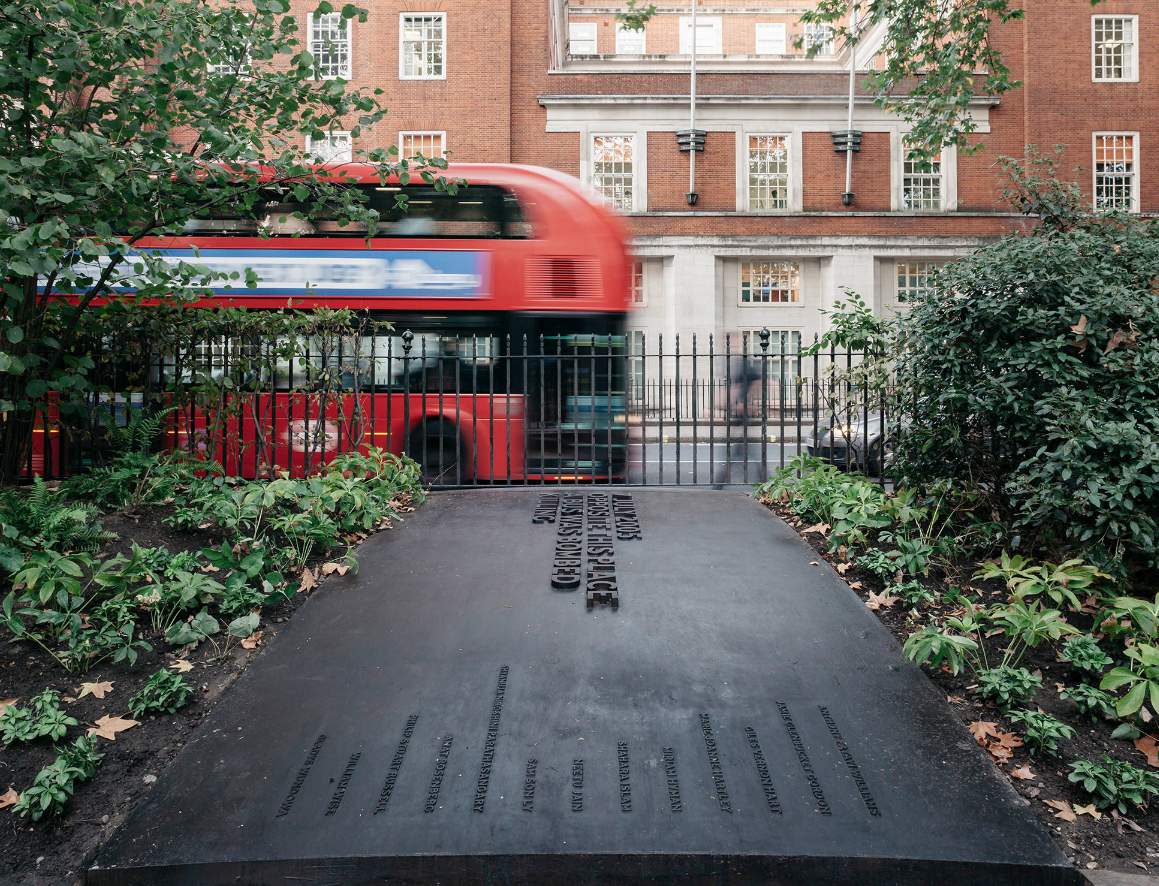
[5, 326, 24, 344]
[227, 613, 260, 638]
[1116, 681, 1147, 718]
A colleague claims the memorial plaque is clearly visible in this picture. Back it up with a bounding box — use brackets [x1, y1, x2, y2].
[92, 490, 1078, 886]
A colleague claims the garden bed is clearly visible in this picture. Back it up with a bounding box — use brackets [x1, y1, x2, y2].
[762, 486, 1159, 878]
[0, 448, 423, 885]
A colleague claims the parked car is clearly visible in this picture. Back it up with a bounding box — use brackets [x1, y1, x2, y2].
[806, 411, 899, 474]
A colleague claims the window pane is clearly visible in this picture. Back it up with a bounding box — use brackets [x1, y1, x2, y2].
[401, 132, 446, 158]
[748, 135, 789, 210]
[739, 261, 800, 304]
[1095, 134, 1136, 211]
[616, 25, 645, 54]
[902, 151, 942, 210]
[894, 261, 937, 303]
[755, 23, 786, 55]
[569, 22, 597, 55]
[679, 17, 722, 54]
[1094, 16, 1134, 80]
[310, 13, 351, 80]
[307, 131, 352, 163]
[804, 23, 834, 55]
[592, 135, 634, 211]
[630, 260, 645, 305]
[401, 13, 444, 78]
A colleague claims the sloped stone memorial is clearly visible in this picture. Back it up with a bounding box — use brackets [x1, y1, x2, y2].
[90, 490, 1079, 885]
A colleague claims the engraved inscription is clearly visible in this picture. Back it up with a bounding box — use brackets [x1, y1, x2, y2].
[551, 494, 585, 590]
[522, 758, 537, 813]
[276, 733, 327, 818]
[699, 713, 732, 813]
[777, 702, 832, 816]
[571, 759, 584, 812]
[617, 741, 632, 812]
[473, 665, 510, 813]
[819, 706, 881, 817]
[325, 751, 362, 816]
[533, 492, 560, 524]
[374, 713, 419, 815]
[612, 493, 643, 540]
[744, 726, 782, 814]
[662, 746, 683, 812]
[585, 493, 619, 610]
[425, 735, 454, 814]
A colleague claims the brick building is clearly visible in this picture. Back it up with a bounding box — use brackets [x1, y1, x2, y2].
[290, 0, 1154, 351]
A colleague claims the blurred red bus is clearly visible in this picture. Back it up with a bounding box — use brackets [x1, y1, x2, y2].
[33, 164, 632, 483]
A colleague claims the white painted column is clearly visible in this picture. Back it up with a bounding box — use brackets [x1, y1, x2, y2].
[821, 250, 876, 330]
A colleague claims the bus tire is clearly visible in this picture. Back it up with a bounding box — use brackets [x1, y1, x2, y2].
[409, 419, 463, 484]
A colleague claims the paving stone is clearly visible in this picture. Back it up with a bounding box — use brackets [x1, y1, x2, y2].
[90, 490, 1080, 885]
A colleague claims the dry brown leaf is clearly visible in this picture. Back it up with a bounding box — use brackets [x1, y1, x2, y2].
[320, 562, 348, 577]
[240, 631, 263, 650]
[1074, 803, 1103, 820]
[835, 562, 850, 575]
[88, 715, 139, 741]
[1009, 765, 1035, 781]
[1071, 315, 1089, 335]
[1044, 799, 1077, 823]
[0, 698, 17, 717]
[0, 787, 18, 810]
[865, 591, 899, 611]
[77, 680, 114, 701]
[298, 567, 318, 593]
[1134, 735, 1159, 768]
[848, 581, 864, 590]
[988, 744, 1015, 762]
[946, 695, 965, 704]
[801, 523, 830, 535]
[968, 721, 1001, 745]
[170, 659, 194, 674]
[993, 731, 1024, 751]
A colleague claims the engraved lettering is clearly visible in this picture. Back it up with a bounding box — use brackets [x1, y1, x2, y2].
[276, 733, 327, 818]
[819, 706, 881, 817]
[744, 726, 782, 814]
[522, 758, 537, 812]
[617, 741, 632, 812]
[473, 665, 509, 813]
[662, 746, 683, 813]
[325, 751, 362, 816]
[777, 702, 831, 816]
[425, 735, 454, 813]
[699, 713, 732, 813]
[533, 493, 560, 524]
[374, 713, 419, 815]
[571, 758, 584, 812]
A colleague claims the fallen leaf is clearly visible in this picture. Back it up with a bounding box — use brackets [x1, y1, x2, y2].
[848, 581, 863, 590]
[946, 695, 965, 704]
[835, 562, 850, 575]
[170, 659, 194, 674]
[1074, 803, 1103, 820]
[865, 591, 900, 611]
[298, 567, 318, 593]
[1010, 765, 1035, 781]
[1070, 315, 1089, 336]
[968, 721, 1001, 745]
[320, 562, 348, 576]
[77, 680, 114, 700]
[1044, 799, 1077, 823]
[836, 544, 848, 561]
[0, 698, 17, 717]
[801, 523, 830, 535]
[1135, 736, 1159, 768]
[993, 731, 1024, 751]
[0, 787, 18, 810]
[240, 631, 263, 650]
[87, 715, 139, 741]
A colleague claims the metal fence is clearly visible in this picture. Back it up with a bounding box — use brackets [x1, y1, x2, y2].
[28, 328, 897, 488]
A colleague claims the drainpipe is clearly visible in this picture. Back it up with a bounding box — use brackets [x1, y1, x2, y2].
[688, 0, 698, 205]
[841, 6, 858, 206]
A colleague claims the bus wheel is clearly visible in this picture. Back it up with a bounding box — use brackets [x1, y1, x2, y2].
[409, 419, 462, 484]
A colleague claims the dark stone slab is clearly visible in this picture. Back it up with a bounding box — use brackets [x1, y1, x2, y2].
[89, 490, 1079, 885]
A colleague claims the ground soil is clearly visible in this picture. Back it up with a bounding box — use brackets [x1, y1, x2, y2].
[766, 500, 1159, 879]
[0, 505, 375, 886]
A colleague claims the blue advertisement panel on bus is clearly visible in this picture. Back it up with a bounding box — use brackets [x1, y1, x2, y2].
[68, 248, 490, 299]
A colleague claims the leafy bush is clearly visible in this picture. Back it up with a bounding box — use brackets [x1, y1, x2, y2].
[1008, 709, 1075, 756]
[0, 478, 112, 572]
[903, 624, 979, 676]
[1059, 683, 1115, 721]
[890, 580, 937, 607]
[1059, 635, 1113, 675]
[12, 736, 102, 821]
[1100, 643, 1159, 719]
[128, 669, 194, 718]
[976, 666, 1042, 709]
[855, 548, 897, 583]
[0, 689, 78, 745]
[893, 210, 1159, 569]
[975, 552, 1108, 612]
[1068, 756, 1159, 813]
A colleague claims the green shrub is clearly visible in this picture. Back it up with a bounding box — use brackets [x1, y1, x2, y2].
[1008, 709, 1075, 756]
[1059, 683, 1115, 721]
[1068, 756, 1159, 813]
[128, 669, 194, 718]
[903, 624, 979, 676]
[890, 580, 937, 608]
[893, 211, 1159, 569]
[11, 736, 103, 821]
[0, 689, 78, 745]
[0, 477, 112, 573]
[976, 666, 1042, 709]
[1059, 635, 1113, 675]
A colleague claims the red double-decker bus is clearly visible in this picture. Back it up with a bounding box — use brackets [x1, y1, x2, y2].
[35, 164, 633, 483]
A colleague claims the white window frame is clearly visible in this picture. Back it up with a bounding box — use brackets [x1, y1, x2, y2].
[569, 22, 598, 55]
[207, 45, 252, 77]
[399, 12, 446, 80]
[1091, 15, 1139, 83]
[308, 12, 352, 80]
[679, 16, 723, 55]
[738, 260, 801, 306]
[754, 23, 787, 56]
[804, 23, 835, 56]
[740, 330, 802, 378]
[589, 133, 638, 212]
[306, 131, 353, 164]
[630, 259, 646, 306]
[746, 133, 791, 212]
[893, 137, 957, 212]
[893, 260, 940, 306]
[399, 130, 447, 159]
[615, 23, 645, 55]
[1092, 131, 1140, 213]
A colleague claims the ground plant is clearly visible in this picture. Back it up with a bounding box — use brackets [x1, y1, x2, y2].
[0, 689, 78, 745]
[12, 736, 103, 821]
[1059, 684, 1116, 722]
[1060, 635, 1113, 676]
[976, 666, 1043, 709]
[1008, 709, 1075, 757]
[128, 670, 194, 718]
[1068, 757, 1159, 813]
